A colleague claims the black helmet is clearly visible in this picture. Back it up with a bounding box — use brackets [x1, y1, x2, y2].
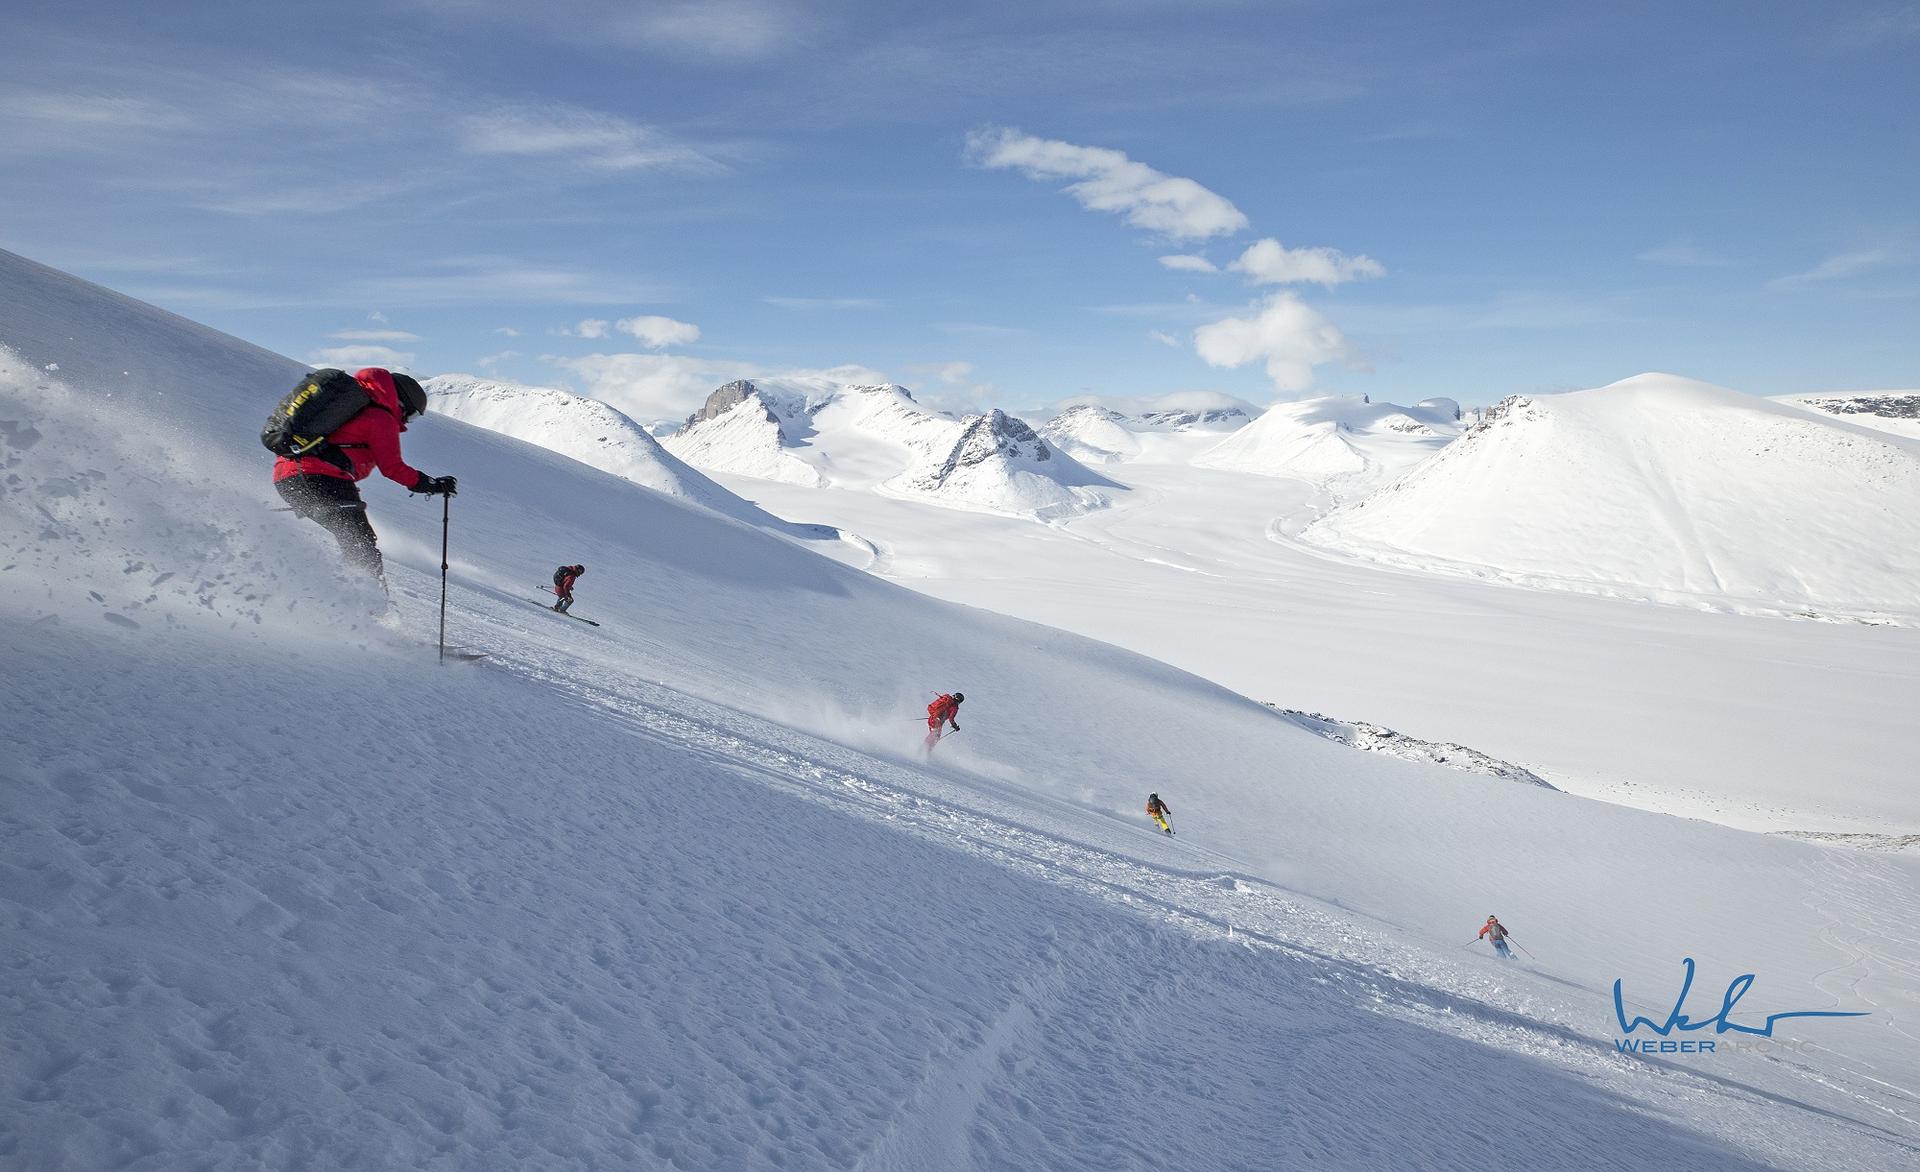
[392, 372, 428, 420]
[951, 692, 964, 703]
[1150, 792, 1160, 800]
[574, 565, 586, 574]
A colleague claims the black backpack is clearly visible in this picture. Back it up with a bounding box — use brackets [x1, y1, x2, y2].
[261, 369, 372, 465]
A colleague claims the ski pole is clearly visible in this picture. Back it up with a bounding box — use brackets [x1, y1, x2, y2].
[1511, 940, 1536, 959]
[436, 496, 450, 662]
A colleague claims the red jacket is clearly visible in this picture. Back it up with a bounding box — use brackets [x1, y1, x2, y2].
[272, 367, 425, 487]
[1478, 920, 1509, 942]
[927, 694, 961, 726]
[555, 567, 581, 597]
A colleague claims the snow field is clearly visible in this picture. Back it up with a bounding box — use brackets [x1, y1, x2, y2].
[5, 248, 1920, 1168]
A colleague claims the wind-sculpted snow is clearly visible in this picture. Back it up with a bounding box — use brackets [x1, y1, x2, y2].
[1304, 375, 1920, 622]
[5, 249, 1920, 1168]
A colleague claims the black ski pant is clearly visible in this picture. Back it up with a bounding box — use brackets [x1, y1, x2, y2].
[277, 473, 384, 583]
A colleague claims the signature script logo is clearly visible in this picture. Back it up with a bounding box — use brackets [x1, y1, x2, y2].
[1612, 958, 1867, 1053]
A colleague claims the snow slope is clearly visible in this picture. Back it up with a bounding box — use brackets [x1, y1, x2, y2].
[1196, 394, 1465, 505]
[1039, 404, 1144, 463]
[660, 379, 826, 486]
[1303, 375, 1920, 622]
[888, 408, 1122, 519]
[6, 249, 1920, 1168]
[425, 373, 836, 539]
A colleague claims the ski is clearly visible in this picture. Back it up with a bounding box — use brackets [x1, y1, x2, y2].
[532, 600, 600, 626]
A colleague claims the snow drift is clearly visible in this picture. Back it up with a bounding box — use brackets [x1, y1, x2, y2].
[1303, 374, 1920, 621]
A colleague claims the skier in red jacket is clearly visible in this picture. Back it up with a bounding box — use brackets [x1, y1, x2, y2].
[552, 564, 586, 613]
[925, 692, 964, 749]
[272, 368, 455, 584]
[1477, 915, 1516, 960]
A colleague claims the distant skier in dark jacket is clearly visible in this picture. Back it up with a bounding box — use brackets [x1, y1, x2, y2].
[552, 564, 586, 613]
[1146, 793, 1173, 835]
[1477, 915, 1515, 959]
[271, 368, 455, 584]
[925, 692, 963, 749]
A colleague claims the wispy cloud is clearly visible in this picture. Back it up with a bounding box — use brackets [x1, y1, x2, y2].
[935, 321, 1030, 336]
[341, 258, 667, 306]
[1159, 254, 1218, 273]
[309, 344, 417, 370]
[559, 319, 612, 338]
[1230, 238, 1384, 287]
[415, 0, 805, 61]
[458, 103, 721, 172]
[492, 326, 521, 337]
[1768, 247, 1911, 290]
[474, 350, 520, 371]
[1193, 292, 1355, 393]
[764, 296, 885, 310]
[1147, 329, 1181, 347]
[966, 127, 1248, 242]
[329, 328, 423, 342]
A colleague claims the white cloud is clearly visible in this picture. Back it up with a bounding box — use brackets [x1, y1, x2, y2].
[764, 296, 885, 310]
[369, 310, 389, 323]
[612, 314, 701, 348]
[474, 350, 519, 371]
[902, 361, 975, 385]
[1193, 292, 1353, 393]
[308, 344, 416, 371]
[966, 127, 1248, 242]
[560, 319, 612, 339]
[1230, 238, 1384, 287]
[1159, 254, 1218, 273]
[328, 328, 422, 342]
[551, 352, 762, 420]
[1147, 329, 1181, 347]
[492, 326, 521, 337]
[1768, 248, 1909, 290]
[458, 103, 719, 172]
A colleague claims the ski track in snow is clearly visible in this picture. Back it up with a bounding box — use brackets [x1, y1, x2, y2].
[433, 589, 1920, 1169]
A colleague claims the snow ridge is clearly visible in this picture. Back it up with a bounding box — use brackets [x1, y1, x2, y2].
[1303, 374, 1920, 622]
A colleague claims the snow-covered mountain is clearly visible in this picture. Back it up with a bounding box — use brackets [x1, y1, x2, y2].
[1036, 402, 1254, 466]
[7, 250, 1920, 1169]
[1038, 404, 1143, 464]
[1303, 374, 1920, 621]
[425, 374, 829, 536]
[889, 408, 1121, 519]
[1776, 390, 1920, 440]
[1195, 394, 1465, 503]
[664, 377, 964, 491]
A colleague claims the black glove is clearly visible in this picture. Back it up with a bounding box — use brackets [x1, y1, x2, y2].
[950, 723, 960, 731]
[414, 473, 458, 496]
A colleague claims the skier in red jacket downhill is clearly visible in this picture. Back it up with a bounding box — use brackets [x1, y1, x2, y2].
[271, 368, 455, 584]
[552, 564, 586, 613]
[925, 692, 964, 749]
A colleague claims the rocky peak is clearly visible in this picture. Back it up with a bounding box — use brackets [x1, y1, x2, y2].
[683, 380, 770, 430]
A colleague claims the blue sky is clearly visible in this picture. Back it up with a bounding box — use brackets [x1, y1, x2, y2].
[3, 0, 1915, 421]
